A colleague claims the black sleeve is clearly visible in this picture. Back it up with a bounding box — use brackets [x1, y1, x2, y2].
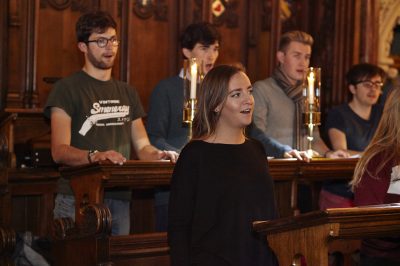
[168, 144, 198, 265]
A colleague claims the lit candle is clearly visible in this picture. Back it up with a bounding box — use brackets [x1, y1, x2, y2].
[190, 61, 198, 99]
[307, 71, 315, 104]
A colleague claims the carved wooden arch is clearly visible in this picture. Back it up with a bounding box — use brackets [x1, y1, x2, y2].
[378, 0, 400, 74]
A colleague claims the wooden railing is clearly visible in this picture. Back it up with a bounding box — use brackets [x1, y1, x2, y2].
[0, 158, 358, 265]
[253, 204, 400, 266]
[48, 158, 358, 265]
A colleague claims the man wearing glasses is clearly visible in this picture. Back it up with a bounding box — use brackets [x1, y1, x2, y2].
[44, 11, 178, 235]
[320, 63, 386, 210]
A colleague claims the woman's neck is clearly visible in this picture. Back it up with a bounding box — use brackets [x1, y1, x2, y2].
[204, 130, 246, 144]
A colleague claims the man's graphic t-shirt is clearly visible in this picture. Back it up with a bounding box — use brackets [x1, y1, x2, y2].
[44, 70, 145, 197]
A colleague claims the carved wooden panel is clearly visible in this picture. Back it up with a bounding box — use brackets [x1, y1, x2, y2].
[6, 0, 37, 108]
[247, 0, 278, 83]
[124, 0, 179, 111]
[36, 5, 87, 108]
[210, 0, 247, 75]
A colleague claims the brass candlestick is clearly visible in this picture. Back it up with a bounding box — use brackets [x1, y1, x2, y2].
[302, 67, 321, 155]
[182, 58, 201, 140]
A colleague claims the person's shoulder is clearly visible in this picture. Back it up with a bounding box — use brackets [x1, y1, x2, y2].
[54, 71, 83, 87]
[253, 77, 274, 88]
[246, 138, 266, 154]
[182, 140, 204, 151]
[253, 77, 278, 95]
[372, 103, 383, 114]
[178, 140, 205, 160]
[112, 78, 133, 89]
[153, 75, 182, 92]
[328, 103, 348, 115]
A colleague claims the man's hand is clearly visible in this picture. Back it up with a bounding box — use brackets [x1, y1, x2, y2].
[89, 150, 127, 165]
[325, 149, 350, 158]
[157, 150, 179, 163]
[283, 149, 312, 162]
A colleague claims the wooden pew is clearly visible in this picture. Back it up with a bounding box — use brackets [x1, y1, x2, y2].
[253, 204, 400, 266]
[0, 170, 16, 265]
[61, 158, 357, 225]
[0, 226, 16, 266]
[51, 158, 357, 265]
[5, 168, 59, 237]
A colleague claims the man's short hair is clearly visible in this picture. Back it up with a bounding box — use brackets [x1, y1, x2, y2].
[278, 31, 314, 52]
[76, 11, 117, 43]
[180, 22, 221, 50]
[346, 63, 386, 85]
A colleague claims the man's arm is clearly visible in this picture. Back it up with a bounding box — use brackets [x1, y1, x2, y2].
[131, 118, 178, 162]
[249, 124, 291, 157]
[50, 107, 127, 166]
[313, 130, 349, 158]
[328, 128, 361, 156]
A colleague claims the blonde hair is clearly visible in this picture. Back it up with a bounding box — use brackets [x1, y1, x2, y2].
[278, 31, 314, 52]
[351, 87, 400, 189]
[192, 65, 244, 139]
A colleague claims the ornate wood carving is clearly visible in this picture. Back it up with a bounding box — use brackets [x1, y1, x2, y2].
[0, 226, 16, 264]
[312, 0, 337, 112]
[54, 217, 76, 239]
[132, 0, 168, 21]
[211, 0, 239, 28]
[0, 114, 16, 168]
[254, 205, 400, 266]
[261, 0, 272, 31]
[378, 0, 400, 73]
[54, 204, 111, 240]
[193, 0, 204, 23]
[281, 0, 301, 32]
[39, 0, 99, 12]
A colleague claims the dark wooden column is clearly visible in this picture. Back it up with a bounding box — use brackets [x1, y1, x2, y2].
[0, 1, 9, 111]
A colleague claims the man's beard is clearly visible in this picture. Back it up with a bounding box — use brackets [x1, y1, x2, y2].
[87, 50, 114, 70]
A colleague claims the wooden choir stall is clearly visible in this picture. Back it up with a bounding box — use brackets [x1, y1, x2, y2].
[52, 158, 359, 265]
[2, 158, 400, 265]
[253, 205, 400, 266]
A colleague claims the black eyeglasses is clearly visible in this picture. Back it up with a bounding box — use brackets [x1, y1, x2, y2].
[86, 37, 120, 48]
[354, 80, 384, 90]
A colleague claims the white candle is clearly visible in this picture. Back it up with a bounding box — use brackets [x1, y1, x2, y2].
[190, 62, 198, 99]
[307, 71, 315, 104]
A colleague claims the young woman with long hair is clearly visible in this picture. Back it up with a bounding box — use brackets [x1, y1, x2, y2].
[351, 87, 400, 265]
[168, 65, 278, 266]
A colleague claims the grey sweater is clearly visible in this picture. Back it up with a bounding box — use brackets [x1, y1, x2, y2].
[250, 77, 293, 157]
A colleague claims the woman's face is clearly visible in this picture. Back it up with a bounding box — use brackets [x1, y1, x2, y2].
[217, 71, 254, 130]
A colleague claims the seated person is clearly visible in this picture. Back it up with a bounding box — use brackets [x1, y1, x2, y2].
[146, 22, 221, 231]
[351, 87, 400, 266]
[320, 63, 386, 210]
